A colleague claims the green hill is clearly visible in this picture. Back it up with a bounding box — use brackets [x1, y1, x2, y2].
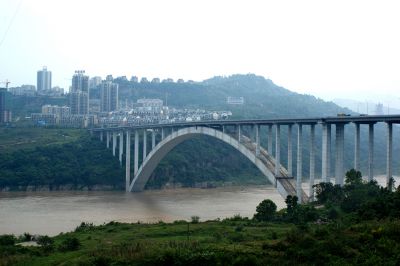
[1, 74, 398, 190]
[113, 74, 397, 188]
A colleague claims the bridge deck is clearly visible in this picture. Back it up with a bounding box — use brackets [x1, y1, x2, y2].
[91, 115, 400, 131]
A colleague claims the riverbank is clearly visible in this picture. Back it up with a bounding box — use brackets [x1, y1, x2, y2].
[3, 170, 400, 265]
[2, 217, 400, 265]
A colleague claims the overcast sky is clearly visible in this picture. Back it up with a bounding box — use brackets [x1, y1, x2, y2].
[0, 0, 399, 102]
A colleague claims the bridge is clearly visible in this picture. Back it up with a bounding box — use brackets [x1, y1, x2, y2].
[91, 115, 400, 203]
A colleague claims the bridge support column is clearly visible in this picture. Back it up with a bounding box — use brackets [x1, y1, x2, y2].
[255, 125, 260, 156]
[106, 131, 110, 149]
[309, 124, 315, 201]
[161, 128, 165, 141]
[287, 124, 292, 176]
[368, 123, 374, 181]
[387, 122, 393, 187]
[275, 124, 280, 177]
[222, 125, 225, 134]
[335, 124, 345, 185]
[112, 132, 117, 157]
[119, 131, 123, 165]
[354, 123, 360, 171]
[125, 131, 131, 191]
[238, 125, 242, 142]
[134, 130, 139, 175]
[152, 130, 156, 149]
[296, 124, 302, 203]
[321, 123, 331, 182]
[268, 125, 273, 155]
[143, 129, 147, 161]
[100, 131, 103, 142]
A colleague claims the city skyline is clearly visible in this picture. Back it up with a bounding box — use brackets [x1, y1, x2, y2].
[0, 0, 399, 102]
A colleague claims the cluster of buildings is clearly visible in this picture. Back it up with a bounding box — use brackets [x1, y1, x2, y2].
[2, 67, 233, 128]
[98, 98, 232, 127]
[31, 69, 119, 127]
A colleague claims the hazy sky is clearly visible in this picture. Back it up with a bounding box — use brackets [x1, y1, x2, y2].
[0, 0, 399, 101]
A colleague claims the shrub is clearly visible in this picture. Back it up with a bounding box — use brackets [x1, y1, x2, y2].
[37, 235, 54, 252]
[58, 237, 81, 252]
[0, 235, 16, 246]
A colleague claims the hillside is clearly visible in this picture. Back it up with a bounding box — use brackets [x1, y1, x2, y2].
[113, 74, 398, 187]
[2, 74, 398, 190]
[116, 74, 346, 119]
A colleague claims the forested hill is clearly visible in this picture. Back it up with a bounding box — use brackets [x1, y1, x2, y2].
[3, 74, 397, 191]
[115, 74, 349, 119]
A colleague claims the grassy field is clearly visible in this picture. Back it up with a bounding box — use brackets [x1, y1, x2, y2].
[2, 219, 294, 266]
[0, 127, 85, 153]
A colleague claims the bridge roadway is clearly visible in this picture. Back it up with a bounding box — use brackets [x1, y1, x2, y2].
[92, 115, 400, 203]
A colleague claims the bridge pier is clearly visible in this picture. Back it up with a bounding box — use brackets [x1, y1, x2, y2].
[309, 124, 315, 201]
[119, 131, 123, 165]
[152, 130, 156, 149]
[238, 125, 242, 142]
[125, 131, 131, 191]
[268, 125, 273, 155]
[387, 122, 393, 187]
[335, 124, 345, 185]
[106, 131, 110, 149]
[368, 123, 375, 181]
[134, 130, 139, 175]
[100, 131, 103, 142]
[275, 124, 280, 177]
[321, 123, 331, 183]
[354, 123, 360, 171]
[296, 124, 303, 203]
[255, 125, 260, 156]
[143, 129, 147, 161]
[287, 124, 293, 176]
[112, 132, 117, 157]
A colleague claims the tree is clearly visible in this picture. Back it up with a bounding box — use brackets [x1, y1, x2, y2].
[254, 199, 277, 221]
[285, 195, 298, 214]
[345, 169, 362, 185]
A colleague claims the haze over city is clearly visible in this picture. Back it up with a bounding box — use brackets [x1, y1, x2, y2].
[1, 0, 399, 102]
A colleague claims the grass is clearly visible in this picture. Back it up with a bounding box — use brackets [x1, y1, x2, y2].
[0, 127, 85, 153]
[3, 220, 294, 266]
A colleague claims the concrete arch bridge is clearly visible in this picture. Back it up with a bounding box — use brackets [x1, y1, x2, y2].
[92, 115, 400, 203]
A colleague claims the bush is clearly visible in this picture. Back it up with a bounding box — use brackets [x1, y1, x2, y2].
[58, 237, 81, 252]
[37, 235, 54, 252]
[0, 235, 16, 246]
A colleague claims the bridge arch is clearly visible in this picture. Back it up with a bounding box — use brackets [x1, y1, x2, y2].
[129, 126, 294, 201]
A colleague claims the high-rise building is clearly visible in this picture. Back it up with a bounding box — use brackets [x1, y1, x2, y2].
[0, 88, 12, 123]
[71, 70, 89, 93]
[100, 81, 119, 112]
[37, 66, 52, 92]
[70, 91, 89, 115]
[89, 76, 102, 89]
[70, 70, 89, 115]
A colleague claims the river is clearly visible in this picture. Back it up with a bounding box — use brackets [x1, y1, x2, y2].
[0, 185, 285, 236]
[1, 175, 397, 236]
